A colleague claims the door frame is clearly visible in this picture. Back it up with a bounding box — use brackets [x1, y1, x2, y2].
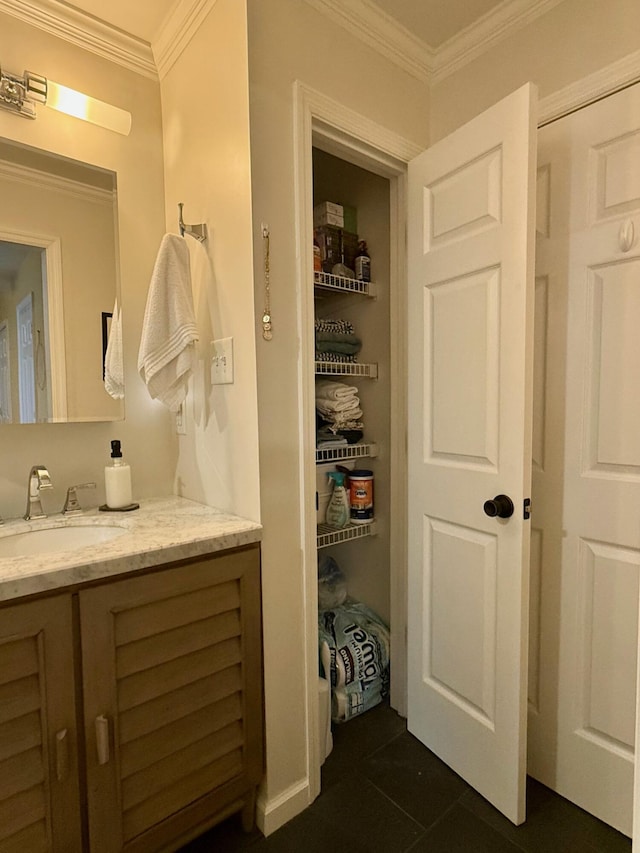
[292, 49, 640, 816]
[0, 228, 66, 421]
[293, 80, 421, 802]
[0, 318, 11, 422]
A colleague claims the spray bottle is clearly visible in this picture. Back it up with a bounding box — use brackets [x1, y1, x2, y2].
[325, 471, 350, 529]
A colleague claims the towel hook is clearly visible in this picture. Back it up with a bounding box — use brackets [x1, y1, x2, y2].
[178, 202, 207, 243]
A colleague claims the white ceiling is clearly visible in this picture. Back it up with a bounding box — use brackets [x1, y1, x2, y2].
[375, 0, 505, 48]
[65, 0, 175, 43]
[58, 0, 507, 49]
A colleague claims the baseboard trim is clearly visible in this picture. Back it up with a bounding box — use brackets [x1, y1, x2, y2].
[256, 778, 312, 837]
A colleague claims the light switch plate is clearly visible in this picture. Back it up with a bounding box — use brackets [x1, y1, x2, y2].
[211, 337, 234, 385]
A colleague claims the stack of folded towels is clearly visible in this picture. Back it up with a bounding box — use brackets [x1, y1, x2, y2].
[316, 379, 363, 444]
[315, 319, 361, 363]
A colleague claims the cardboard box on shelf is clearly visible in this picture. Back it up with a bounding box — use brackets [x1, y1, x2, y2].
[343, 205, 357, 234]
[315, 225, 342, 272]
[315, 226, 361, 273]
[314, 201, 344, 228]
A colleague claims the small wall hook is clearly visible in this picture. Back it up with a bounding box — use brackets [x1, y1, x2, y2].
[178, 202, 207, 242]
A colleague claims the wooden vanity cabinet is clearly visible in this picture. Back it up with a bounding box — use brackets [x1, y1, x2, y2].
[0, 543, 263, 853]
[0, 596, 83, 852]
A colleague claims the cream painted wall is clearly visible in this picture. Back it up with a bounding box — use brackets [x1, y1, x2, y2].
[0, 13, 170, 519]
[430, 0, 640, 140]
[246, 0, 429, 832]
[159, 0, 260, 522]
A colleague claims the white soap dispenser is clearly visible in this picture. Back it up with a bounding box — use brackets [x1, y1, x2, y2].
[105, 439, 132, 509]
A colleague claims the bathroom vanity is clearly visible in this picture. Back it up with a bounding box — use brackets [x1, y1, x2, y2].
[0, 497, 263, 853]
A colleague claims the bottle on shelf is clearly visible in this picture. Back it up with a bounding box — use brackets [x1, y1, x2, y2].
[313, 233, 322, 272]
[355, 240, 371, 283]
[325, 471, 350, 529]
[348, 469, 374, 523]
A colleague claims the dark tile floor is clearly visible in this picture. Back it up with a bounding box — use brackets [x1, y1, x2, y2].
[181, 702, 633, 852]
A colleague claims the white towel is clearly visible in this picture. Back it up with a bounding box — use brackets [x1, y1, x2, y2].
[104, 297, 124, 399]
[316, 397, 361, 415]
[315, 380, 358, 402]
[138, 234, 199, 411]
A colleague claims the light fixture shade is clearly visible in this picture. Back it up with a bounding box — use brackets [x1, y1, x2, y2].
[0, 65, 131, 135]
[46, 81, 132, 136]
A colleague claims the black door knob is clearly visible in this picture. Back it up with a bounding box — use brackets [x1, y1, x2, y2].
[483, 494, 514, 519]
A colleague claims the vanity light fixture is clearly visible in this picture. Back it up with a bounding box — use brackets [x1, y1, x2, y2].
[0, 66, 132, 136]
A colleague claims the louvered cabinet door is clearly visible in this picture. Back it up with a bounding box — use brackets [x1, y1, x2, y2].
[79, 545, 263, 853]
[0, 595, 82, 853]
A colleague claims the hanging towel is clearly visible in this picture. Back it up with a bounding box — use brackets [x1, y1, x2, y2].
[138, 234, 199, 411]
[104, 297, 124, 399]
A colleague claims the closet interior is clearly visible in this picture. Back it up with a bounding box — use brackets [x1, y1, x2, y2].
[312, 146, 396, 732]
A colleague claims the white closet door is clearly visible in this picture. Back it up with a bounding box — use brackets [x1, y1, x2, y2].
[407, 83, 537, 825]
[532, 83, 640, 838]
[16, 292, 35, 424]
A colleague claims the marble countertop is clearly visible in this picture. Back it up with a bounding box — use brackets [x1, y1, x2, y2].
[0, 496, 262, 602]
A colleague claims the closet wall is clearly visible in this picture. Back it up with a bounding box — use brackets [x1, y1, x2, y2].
[159, 0, 260, 521]
[313, 148, 391, 624]
[247, 0, 429, 831]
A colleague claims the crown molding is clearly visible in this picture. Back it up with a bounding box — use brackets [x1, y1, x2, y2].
[0, 0, 157, 79]
[432, 0, 566, 84]
[153, 0, 219, 81]
[304, 0, 435, 83]
[539, 48, 640, 125]
[304, 0, 566, 87]
[0, 157, 115, 204]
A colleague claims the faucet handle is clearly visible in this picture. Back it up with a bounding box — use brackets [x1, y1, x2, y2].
[30, 465, 53, 489]
[63, 483, 97, 516]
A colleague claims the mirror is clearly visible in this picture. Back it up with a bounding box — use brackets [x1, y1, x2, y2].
[0, 137, 123, 423]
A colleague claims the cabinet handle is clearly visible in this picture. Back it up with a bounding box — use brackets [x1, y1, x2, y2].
[55, 728, 69, 781]
[95, 715, 110, 765]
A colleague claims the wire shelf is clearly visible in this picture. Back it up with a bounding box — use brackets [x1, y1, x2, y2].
[314, 271, 376, 298]
[315, 442, 378, 465]
[317, 520, 377, 549]
[315, 361, 378, 378]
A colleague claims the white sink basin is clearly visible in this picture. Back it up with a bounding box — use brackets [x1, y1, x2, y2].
[0, 523, 128, 558]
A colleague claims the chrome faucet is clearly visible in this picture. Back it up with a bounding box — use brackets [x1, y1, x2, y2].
[24, 465, 53, 521]
[62, 482, 96, 515]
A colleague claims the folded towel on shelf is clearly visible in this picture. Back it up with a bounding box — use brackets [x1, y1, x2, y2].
[315, 380, 358, 402]
[315, 351, 358, 364]
[138, 234, 199, 411]
[104, 297, 124, 399]
[315, 318, 354, 335]
[316, 400, 362, 421]
[315, 340, 361, 356]
[317, 436, 349, 449]
[315, 330, 362, 346]
[318, 408, 363, 427]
